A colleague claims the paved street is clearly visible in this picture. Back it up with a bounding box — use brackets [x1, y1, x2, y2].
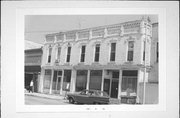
[25, 95, 71, 105]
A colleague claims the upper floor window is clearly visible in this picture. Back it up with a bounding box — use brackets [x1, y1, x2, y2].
[56, 47, 61, 61]
[127, 41, 134, 61]
[110, 43, 116, 62]
[94, 44, 100, 62]
[80, 45, 86, 62]
[66, 46, 71, 62]
[47, 47, 52, 63]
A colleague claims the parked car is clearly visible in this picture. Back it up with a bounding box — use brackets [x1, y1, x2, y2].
[67, 90, 110, 104]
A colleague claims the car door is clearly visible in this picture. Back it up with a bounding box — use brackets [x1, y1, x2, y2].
[88, 91, 101, 104]
[89, 91, 109, 104]
[75, 90, 90, 104]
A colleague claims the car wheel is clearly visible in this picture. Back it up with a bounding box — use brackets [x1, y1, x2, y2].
[69, 97, 75, 104]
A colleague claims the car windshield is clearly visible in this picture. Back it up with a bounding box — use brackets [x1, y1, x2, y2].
[80, 90, 109, 97]
[80, 90, 87, 95]
[92, 90, 109, 97]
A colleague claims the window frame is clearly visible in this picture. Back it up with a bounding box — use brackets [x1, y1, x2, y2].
[80, 45, 86, 63]
[110, 42, 116, 62]
[47, 47, 52, 63]
[94, 43, 100, 62]
[66, 46, 71, 63]
[56, 46, 61, 61]
[127, 41, 134, 62]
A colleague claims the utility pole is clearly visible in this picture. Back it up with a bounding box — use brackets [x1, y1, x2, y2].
[143, 17, 147, 104]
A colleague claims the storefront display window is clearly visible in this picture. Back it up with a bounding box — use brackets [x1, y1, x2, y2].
[89, 70, 102, 90]
[43, 69, 52, 89]
[76, 70, 87, 91]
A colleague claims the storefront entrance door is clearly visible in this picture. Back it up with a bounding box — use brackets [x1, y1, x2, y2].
[110, 79, 119, 98]
[52, 70, 62, 94]
[103, 79, 110, 96]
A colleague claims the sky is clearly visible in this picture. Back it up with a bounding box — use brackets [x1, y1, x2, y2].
[25, 15, 158, 44]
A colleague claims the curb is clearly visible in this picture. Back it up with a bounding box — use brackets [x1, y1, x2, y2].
[25, 92, 65, 100]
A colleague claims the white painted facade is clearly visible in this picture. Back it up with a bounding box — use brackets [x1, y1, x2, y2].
[39, 17, 154, 104]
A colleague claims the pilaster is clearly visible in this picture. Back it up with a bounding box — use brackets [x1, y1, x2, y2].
[49, 69, 54, 94]
[118, 70, 122, 99]
[86, 70, 90, 90]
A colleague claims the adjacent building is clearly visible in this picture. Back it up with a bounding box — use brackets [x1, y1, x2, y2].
[39, 17, 158, 104]
[25, 40, 43, 92]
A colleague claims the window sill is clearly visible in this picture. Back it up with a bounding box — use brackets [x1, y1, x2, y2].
[64, 62, 70, 66]
[91, 62, 100, 65]
[124, 61, 134, 64]
[78, 62, 85, 65]
[107, 61, 116, 65]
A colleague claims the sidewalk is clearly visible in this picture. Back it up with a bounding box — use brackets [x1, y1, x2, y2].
[25, 91, 65, 100]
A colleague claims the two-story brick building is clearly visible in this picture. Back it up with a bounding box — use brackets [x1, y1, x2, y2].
[39, 17, 154, 104]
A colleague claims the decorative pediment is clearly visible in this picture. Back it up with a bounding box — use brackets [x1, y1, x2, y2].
[124, 36, 136, 44]
[78, 41, 88, 48]
[91, 40, 102, 47]
[106, 38, 118, 46]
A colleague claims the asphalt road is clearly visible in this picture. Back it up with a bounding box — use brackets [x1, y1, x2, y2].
[25, 95, 71, 105]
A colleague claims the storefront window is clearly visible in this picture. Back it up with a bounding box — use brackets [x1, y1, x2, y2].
[52, 71, 57, 90]
[76, 70, 87, 92]
[89, 70, 102, 90]
[43, 69, 52, 89]
[121, 70, 138, 96]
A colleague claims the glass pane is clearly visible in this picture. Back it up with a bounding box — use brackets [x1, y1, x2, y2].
[76, 70, 87, 92]
[81, 45, 86, 53]
[48, 55, 51, 63]
[52, 71, 57, 90]
[127, 51, 133, 61]
[43, 70, 52, 89]
[80, 54, 85, 62]
[58, 71, 62, 76]
[103, 79, 110, 95]
[66, 55, 70, 62]
[89, 70, 102, 90]
[57, 77, 61, 90]
[112, 71, 119, 78]
[121, 77, 137, 95]
[67, 47, 71, 54]
[111, 43, 116, 52]
[122, 70, 138, 76]
[95, 44, 100, 53]
[110, 52, 115, 61]
[63, 70, 71, 91]
[94, 53, 99, 62]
